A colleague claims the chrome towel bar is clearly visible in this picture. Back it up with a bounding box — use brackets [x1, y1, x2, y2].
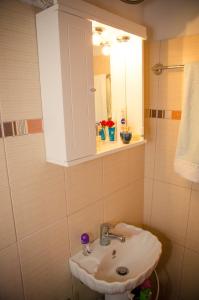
[152, 63, 184, 75]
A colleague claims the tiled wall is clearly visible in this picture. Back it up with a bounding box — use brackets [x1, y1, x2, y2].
[144, 35, 199, 300]
[0, 1, 144, 299]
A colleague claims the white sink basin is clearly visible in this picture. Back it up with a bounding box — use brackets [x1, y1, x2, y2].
[69, 223, 162, 295]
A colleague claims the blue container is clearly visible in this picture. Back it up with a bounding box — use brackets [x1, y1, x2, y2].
[120, 132, 132, 144]
[99, 128, 106, 140]
[108, 127, 115, 141]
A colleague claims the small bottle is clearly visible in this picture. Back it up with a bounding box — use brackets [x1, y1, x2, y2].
[81, 233, 91, 256]
[120, 109, 127, 132]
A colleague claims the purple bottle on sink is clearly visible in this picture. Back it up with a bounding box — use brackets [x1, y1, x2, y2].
[81, 233, 91, 256]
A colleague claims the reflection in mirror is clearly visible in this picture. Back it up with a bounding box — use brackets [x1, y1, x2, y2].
[93, 46, 112, 122]
[92, 20, 144, 142]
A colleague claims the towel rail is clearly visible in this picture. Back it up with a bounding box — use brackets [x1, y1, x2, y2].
[152, 63, 184, 75]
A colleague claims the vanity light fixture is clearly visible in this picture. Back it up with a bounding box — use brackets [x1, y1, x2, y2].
[116, 35, 131, 43]
[102, 42, 111, 56]
[92, 27, 104, 46]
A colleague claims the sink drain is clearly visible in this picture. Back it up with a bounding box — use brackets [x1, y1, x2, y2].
[116, 266, 129, 276]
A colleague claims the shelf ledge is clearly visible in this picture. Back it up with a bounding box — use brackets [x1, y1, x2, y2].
[52, 138, 146, 167]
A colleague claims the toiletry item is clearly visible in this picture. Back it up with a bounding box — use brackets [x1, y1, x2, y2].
[120, 131, 132, 144]
[120, 109, 127, 132]
[140, 289, 152, 300]
[99, 127, 106, 140]
[107, 119, 116, 141]
[130, 278, 152, 300]
[99, 120, 107, 141]
[81, 233, 91, 256]
[108, 127, 116, 141]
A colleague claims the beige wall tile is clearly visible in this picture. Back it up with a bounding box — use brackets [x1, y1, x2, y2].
[144, 178, 153, 225]
[104, 180, 143, 226]
[128, 145, 144, 183]
[66, 159, 103, 215]
[102, 151, 129, 196]
[145, 41, 160, 109]
[180, 249, 199, 300]
[155, 119, 191, 188]
[0, 30, 37, 55]
[149, 41, 161, 66]
[0, 18, 38, 57]
[0, 0, 36, 34]
[19, 218, 72, 300]
[0, 1, 42, 121]
[0, 139, 9, 189]
[144, 119, 157, 179]
[0, 243, 24, 300]
[186, 190, 199, 253]
[0, 80, 42, 121]
[160, 37, 184, 65]
[183, 35, 199, 63]
[5, 134, 67, 239]
[0, 58, 40, 82]
[148, 72, 160, 109]
[158, 71, 183, 110]
[0, 138, 16, 250]
[156, 119, 179, 150]
[156, 34, 199, 111]
[157, 241, 184, 300]
[68, 200, 103, 255]
[0, 189, 16, 250]
[154, 146, 191, 188]
[145, 35, 199, 300]
[151, 181, 191, 245]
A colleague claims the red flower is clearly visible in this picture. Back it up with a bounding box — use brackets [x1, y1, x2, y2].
[100, 120, 107, 127]
[106, 120, 115, 128]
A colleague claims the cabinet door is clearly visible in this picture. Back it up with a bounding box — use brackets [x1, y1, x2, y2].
[59, 11, 96, 162]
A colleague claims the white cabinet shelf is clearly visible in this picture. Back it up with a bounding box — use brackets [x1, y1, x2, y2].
[97, 138, 145, 156]
[60, 139, 146, 167]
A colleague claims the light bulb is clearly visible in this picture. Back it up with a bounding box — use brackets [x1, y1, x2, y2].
[92, 33, 102, 46]
[102, 44, 111, 56]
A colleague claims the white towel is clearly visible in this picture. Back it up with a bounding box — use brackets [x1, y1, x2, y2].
[174, 62, 199, 182]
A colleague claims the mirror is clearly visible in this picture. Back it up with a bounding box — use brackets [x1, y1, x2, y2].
[92, 20, 144, 138]
[93, 45, 112, 122]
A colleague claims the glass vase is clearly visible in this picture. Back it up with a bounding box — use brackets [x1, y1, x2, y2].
[99, 127, 106, 140]
[108, 127, 115, 141]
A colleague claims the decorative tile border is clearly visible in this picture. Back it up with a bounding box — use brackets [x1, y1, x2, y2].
[0, 111, 180, 139]
[0, 119, 43, 138]
[145, 109, 181, 120]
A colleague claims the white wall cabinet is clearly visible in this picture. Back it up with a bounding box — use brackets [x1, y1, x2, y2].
[37, 9, 96, 166]
[36, 0, 146, 167]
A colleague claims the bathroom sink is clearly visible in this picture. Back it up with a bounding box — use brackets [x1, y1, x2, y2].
[69, 223, 162, 295]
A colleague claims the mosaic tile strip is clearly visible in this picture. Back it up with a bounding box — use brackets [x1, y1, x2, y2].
[145, 109, 181, 120]
[0, 124, 2, 138]
[0, 119, 43, 138]
[27, 119, 43, 134]
[0, 110, 180, 139]
[171, 110, 182, 120]
[3, 122, 13, 137]
[14, 120, 28, 136]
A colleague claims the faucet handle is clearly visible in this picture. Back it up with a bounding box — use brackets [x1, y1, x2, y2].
[100, 223, 112, 246]
[100, 223, 112, 232]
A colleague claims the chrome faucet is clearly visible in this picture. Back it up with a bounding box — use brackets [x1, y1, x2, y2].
[100, 223, 126, 246]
